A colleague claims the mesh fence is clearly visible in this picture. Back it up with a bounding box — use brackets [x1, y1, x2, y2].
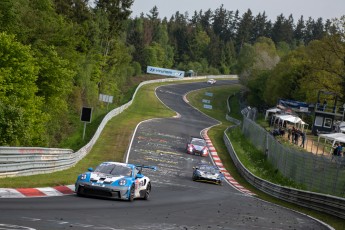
[242, 117, 345, 197]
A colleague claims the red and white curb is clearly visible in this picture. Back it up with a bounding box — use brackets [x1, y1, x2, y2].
[202, 129, 256, 196]
[0, 185, 75, 198]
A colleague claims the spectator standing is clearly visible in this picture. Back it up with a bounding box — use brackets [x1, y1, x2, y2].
[300, 131, 306, 148]
[287, 128, 292, 141]
[323, 100, 327, 111]
[294, 129, 300, 145]
[336, 143, 343, 156]
[291, 127, 296, 143]
[332, 143, 339, 160]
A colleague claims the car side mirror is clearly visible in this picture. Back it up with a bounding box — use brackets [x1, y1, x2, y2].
[88, 167, 93, 172]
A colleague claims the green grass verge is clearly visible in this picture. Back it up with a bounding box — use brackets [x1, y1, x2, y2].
[186, 85, 345, 230]
[227, 126, 306, 189]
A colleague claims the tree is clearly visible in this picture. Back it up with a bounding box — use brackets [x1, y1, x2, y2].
[189, 26, 210, 62]
[236, 43, 256, 84]
[294, 16, 305, 45]
[299, 18, 345, 102]
[252, 37, 280, 71]
[263, 47, 310, 105]
[34, 44, 75, 145]
[0, 0, 18, 34]
[236, 9, 254, 51]
[252, 12, 270, 42]
[212, 5, 233, 41]
[271, 14, 294, 45]
[312, 17, 325, 41]
[53, 0, 92, 24]
[304, 17, 315, 44]
[126, 17, 145, 71]
[0, 32, 47, 146]
[95, 0, 133, 36]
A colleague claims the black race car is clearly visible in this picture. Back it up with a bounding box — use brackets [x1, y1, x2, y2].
[192, 163, 223, 185]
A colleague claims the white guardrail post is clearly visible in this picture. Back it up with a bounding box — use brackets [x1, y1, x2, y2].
[0, 75, 238, 178]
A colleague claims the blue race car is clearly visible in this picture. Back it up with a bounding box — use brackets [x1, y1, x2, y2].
[75, 162, 157, 201]
[192, 163, 223, 185]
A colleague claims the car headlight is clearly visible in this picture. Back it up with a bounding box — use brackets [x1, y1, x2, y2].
[80, 174, 87, 180]
[203, 148, 208, 154]
[119, 179, 127, 186]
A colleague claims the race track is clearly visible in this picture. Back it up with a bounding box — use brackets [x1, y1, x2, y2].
[0, 80, 331, 230]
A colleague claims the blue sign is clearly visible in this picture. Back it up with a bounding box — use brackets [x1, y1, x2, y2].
[147, 66, 185, 78]
[278, 99, 308, 109]
[205, 92, 213, 97]
[203, 104, 213, 109]
[202, 99, 211, 104]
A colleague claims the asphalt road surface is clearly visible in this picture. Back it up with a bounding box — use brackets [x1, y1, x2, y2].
[0, 80, 331, 230]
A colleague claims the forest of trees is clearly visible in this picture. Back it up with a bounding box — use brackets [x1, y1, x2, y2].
[0, 0, 344, 147]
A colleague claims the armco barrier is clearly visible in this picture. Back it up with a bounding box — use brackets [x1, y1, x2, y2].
[0, 75, 238, 178]
[224, 120, 345, 219]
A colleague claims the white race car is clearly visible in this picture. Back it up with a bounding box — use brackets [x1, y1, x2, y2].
[75, 162, 156, 201]
[207, 79, 216, 84]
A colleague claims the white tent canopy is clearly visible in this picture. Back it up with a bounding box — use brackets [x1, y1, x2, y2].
[275, 114, 306, 124]
[318, 133, 345, 145]
[272, 114, 308, 131]
[265, 107, 281, 120]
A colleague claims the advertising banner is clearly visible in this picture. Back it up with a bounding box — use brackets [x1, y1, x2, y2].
[147, 66, 185, 78]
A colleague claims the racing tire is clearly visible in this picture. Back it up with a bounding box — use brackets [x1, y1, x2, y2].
[128, 184, 135, 202]
[76, 191, 83, 197]
[143, 182, 151, 200]
[76, 186, 84, 197]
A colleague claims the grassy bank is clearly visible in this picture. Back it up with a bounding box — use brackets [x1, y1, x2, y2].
[186, 85, 345, 230]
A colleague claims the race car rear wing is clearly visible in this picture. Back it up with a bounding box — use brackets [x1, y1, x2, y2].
[135, 164, 157, 173]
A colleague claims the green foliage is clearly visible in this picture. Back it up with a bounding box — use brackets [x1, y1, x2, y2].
[132, 61, 142, 76]
[263, 48, 308, 105]
[236, 43, 256, 83]
[34, 44, 76, 145]
[247, 70, 270, 107]
[207, 67, 221, 75]
[276, 41, 291, 57]
[189, 28, 210, 61]
[299, 34, 345, 102]
[252, 37, 280, 70]
[0, 32, 47, 146]
[142, 42, 172, 68]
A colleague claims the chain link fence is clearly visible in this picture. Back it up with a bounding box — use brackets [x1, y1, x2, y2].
[242, 117, 345, 197]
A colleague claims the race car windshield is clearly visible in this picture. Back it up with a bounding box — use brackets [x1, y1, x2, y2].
[191, 139, 205, 146]
[199, 165, 217, 174]
[95, 164, 132, 177]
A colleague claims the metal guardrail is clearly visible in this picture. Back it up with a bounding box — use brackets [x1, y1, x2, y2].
[0, 75, 238, 178]
[224, 117, 345, 219]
